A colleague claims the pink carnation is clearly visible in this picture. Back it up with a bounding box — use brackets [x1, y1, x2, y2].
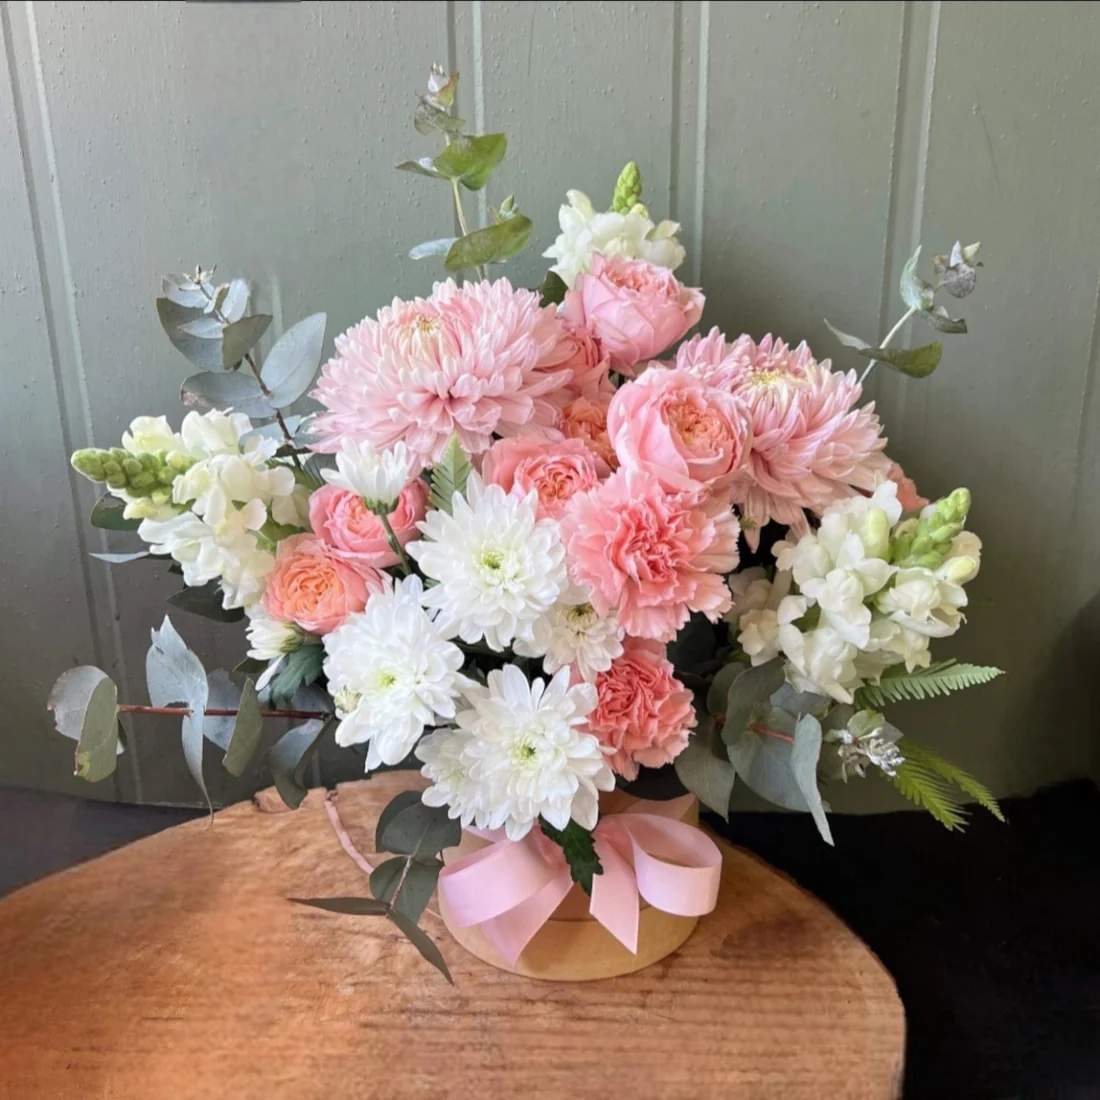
[311, 279, 571, 465]
[559, 394, 617, 470]
[607, 366, 751, 495]
[480, 436, 609, 520]
[262, 533, 385, 635]
[562, 253, 704, 374]
[676, 329, 890, 547]
[587, 637, 696, 780]
[308, 479, 428, 569]
[885, 460, 928, 513]
[560, 468, 739, 642]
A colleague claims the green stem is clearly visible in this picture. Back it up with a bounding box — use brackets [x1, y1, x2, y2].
[858, 305, 918, 385]
[379, 511, 414, 576]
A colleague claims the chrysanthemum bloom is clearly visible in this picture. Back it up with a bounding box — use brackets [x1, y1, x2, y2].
[562, 253, 705, 374]
[262, 533, 386, 635]
[587, 637, 696, 779]
[480, 436, 609, 520]
[309, 479, 428, 569]
[606, 366, 751, 495]
[676, 329, 890, 547]
[321, 440, 419, 513]
[560, 468, 740, 642]
[311, 279, 571, 465]
[513, 584, 625, 682]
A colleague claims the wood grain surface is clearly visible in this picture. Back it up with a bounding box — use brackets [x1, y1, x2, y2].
[0, 773, 904, 1098]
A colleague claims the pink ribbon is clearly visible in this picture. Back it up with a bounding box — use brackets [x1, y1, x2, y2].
[437, 795, 722, 966]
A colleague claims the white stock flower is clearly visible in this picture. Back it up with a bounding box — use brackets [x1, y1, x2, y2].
[733, 570, 807, 664]
[321, 439, 416, 512]
[323, 576, 467, 770]
[121, 415, 183, 456]
[174, 454, 296, 518]
[876, 567, 968, 639]
[542, 189, 686, 288]
[407, 475, 567, 651]
[513, 585, 624, 681]
[777, 622, 861, 704]
[417, 664, 614, 841]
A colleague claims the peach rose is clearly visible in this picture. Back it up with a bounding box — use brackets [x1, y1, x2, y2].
[559, 393, 617, 470]
[481, 436, 610, 520]
[607, 367, 751, 495]
[262, 533, 385, 635]
[562, 252, 704, 374]
[587, 637, 696, 779]
[308, 479, 428, 569]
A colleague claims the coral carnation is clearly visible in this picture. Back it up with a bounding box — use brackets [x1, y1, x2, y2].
[311, 278, 571, 464]
[481, 436, 609, 520]
[560, 468, 739, 642]
[676, 329, 890, 547]
[587, 637, 696, 779]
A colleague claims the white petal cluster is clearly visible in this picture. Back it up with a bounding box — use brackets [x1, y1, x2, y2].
[826, 711, 905, 781]
[407, 475, 567, 651]
[416, 665, 615, 841]
[513, 584, 625, 682]
[542, 189, 686, 288]
[323, 576, 467, 770]
[321, 439, 417, 512]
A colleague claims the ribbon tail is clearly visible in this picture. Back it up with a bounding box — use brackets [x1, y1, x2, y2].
[589, 836, 639, 953]
[478, 871, 573, 966]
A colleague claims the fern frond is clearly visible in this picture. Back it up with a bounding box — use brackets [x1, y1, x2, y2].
[428, 434, 472, 515]
[899, 739, 1005, 822]
[857, 660, 1004, 707]
[892, 759, 969, 830]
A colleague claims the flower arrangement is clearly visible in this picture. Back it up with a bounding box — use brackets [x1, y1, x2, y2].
[48, 67, 1003, 981]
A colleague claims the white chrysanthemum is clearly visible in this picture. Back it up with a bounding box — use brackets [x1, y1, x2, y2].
[513, 585, 624, 682]
[321, 439, 417, 512]
[407, 475, 567, 650]
[246, 606, 310, 661]
[417, 664, 614, 841]
[323, 576, 467, 770]
[543, 189, 686, 288]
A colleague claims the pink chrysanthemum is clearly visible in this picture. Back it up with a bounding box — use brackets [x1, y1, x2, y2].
[676, 329, 890, 547]
[560, 467, 739, 642]
[311, 279, 572, 465]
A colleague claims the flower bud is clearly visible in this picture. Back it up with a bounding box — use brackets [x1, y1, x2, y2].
[71, 449, 107, 481]
[859, 509, 891, 559]
[611, 161, 643, 214]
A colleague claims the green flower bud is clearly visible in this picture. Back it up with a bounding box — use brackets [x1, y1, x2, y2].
[611, 161, 643, 214]
[890, 487, 973, 569]
[130, 471, 157, 492]
[859, 510, 891, 559]
[105, 472, 127, 490]
[122, 457, 143, 479]
[71, 449, 107, 482]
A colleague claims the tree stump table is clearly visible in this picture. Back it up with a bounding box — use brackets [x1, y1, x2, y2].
[0, 773, 904, 1098]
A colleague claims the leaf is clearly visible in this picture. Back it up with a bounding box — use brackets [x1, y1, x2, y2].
[375, 791, 460, 857]
[167, 580, 244, 623]
[234, 657, 268, 676]
[718, 659, 787, 745]
[147, 616, 210, 811]
[897, 738, 1004, 823]
[824, 318, 871, 351]
[180, 370, 273, 419]
[263, 644, 324, 709]
[47, 666, 122, 782]
[900, 246, 935, 311]
[539, 818, 602, 895]
[386, 908, 453, 983]
[789, 714, 833, 845]
[89, 550, 150, 564]
[396, 157, 444, 180]
[222, 678, 264, 777]
[178, 314, 224, 340]
[444, 215, 533, 272]
[202, 668, 242, 750]
[291, 896, 389, 916]
[920, 305, 968, 334]
[156, 297, 223, 372]
[432, 133, 507, 191]
[221, 314, 271, 369]
[370, 856, 443, 922]
[428, 434, 472, 513]
[409, 237, 458, 261]
[413, 98, 465, 136]
[892, 759, 968, 831]
[220, 278, 250, 323]
[269, 718, 328, 809]
[538, 270, 568, 307]
[856, 341, 942, 379]
[260, 313, 327, 408]
[674, 722, 736, 817]
[89, 495, 140, 532]
[706, 660, 745, 717]
[856, 660, 1004, 707]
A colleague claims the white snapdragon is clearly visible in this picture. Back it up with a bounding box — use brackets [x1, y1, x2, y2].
[321, 440, 416, 513]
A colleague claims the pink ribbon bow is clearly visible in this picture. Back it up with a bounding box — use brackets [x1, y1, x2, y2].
[437, 795, 722, 966]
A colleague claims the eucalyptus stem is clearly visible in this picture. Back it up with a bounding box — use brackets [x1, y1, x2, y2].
[118, 704, 331, 720]
[379, 511, 414, 576]
[448, 177, 488, 282]
[858, 306, 918, 385]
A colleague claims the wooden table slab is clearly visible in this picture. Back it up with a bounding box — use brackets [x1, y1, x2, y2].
[0, 773, 904, 1098]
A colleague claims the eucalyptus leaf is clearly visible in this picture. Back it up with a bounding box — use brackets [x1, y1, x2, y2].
[89, 495, 140, 532]
[444, 215, 532, 272]
[263, 644, 324, 709]
[370, 856, 443, 922]
[900, 246, 935, 311]
[920, 305, 968, 335]
[89, 550, 150, 564]
[856, 341, 942, 379]
[376, 791, 460, 857]
[386, 908, 453, 983]
[260, 313, 327, 408]
[156, 297, 223, 372]
[202, 669, 242, 750]
[413, 98, 465, 135]
[220, 278, 250, 322]
[178, 314, 224, 340]
[432, 133, 507, 191]
[221, 314, 271, 369]
[790, 714, 833, 845]
[395, 158, 444, 179]
[706, 661, 746, 717]
[291, 896, 389, 916]
[269, 717, 329, 809]
[538, 270, 568, 307]
[167, 580, 244, 623]
[409, 237, 458, 260]
[674, 722, 736, 818]
[719, 659, 787, 745]
[180, 370, 274, 419]
[824, 318, 871, 351]
[47, 666, 122, 781]
[222, 678, 263, 777]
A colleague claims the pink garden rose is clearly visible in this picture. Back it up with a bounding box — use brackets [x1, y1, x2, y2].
[587, 637, 696, 780]
[559, 393, 617, 470]
[884, 460, 928, 513]
[562, 253, 704, 374]
[308, 479, 429, 569]
[262, 533, 385, 635]
[560, 467, 740, 642]
[606, 366, 751, 495]
[548, 322, 614, 405]
[480, 436, 610, 520]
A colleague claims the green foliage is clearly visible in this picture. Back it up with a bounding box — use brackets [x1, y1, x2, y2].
[156, 296, 223, 372]
[428, 434, 472, 514]
[180, 369, 273, 420]
[538, 270, 568, 307]
[674, 717, 735, 818]
[264, 644, 325, 709]
[89, 494, 141, 532]
[259, 313, 327, 408]
[444, 214, 533, 271]
[268, 717, 331, 810]
[900, 246, 935, 311]
[895, 738, 1005, 824]
[539, 818, 603, 895]
[433, 133, 507, 191]
[714, 658, 786, 744]
[855, 341, 942, 379]
[221, 678, 263, 778]
[221, 314, 271, 369]
[856, 660, 1004, 707]
[370, 856, 444, 923]
[408, 237, 457, 261]
[167, 580, 244, 623]
[892, 757, 968, 831]
[47, 666, 122, 782]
